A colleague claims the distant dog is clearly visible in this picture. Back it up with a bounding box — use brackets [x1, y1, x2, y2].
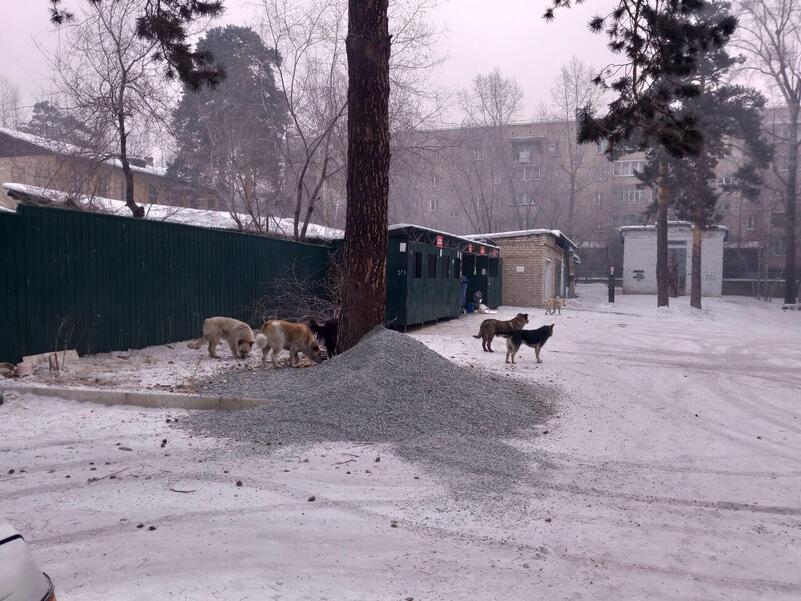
[306, 317, 339, 358]
[502, 324, 555, 364]
[256, 320, 323, 368]
[473, 313, 529, 352]
[544, 296, 566, 315]
[188, 317, 255, 359]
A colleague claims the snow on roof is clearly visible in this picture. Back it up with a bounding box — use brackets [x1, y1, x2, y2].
[386, 223, 499, 248]
[0, 126, 168, 178]
[464, 228, 577, 249]
[619, 221, 729, 232]
[2, 183, 343, 241]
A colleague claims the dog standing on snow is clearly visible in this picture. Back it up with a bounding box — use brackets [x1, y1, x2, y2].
[501, 323, 555, 364]
[256, 320, 323, 367]
[544, 296, 566, 315]
[187, 317, 255, 359]
[473, 313, 529, 352]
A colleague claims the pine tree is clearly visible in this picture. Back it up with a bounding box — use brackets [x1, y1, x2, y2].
[337, 0, 391, 352]
[170, 26, 285, 227]
[637, 2, 771, 309]
[546, 0, 738, 307]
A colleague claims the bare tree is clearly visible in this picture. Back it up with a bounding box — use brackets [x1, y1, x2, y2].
[260, 0, 444, 241]
[736, 0, 801, 303]
[549, 56, 607, 236]
[0, 75, 23, 129]
[449, 68, 524, 232]
[54, 0, 173, 218]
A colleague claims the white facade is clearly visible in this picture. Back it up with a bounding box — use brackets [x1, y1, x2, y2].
[621, 222, 726, 296]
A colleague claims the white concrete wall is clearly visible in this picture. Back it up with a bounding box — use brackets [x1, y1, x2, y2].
[622, 225, 725, 296]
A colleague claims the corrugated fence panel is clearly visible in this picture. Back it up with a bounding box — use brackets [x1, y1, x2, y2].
[0, 205, 331, 364]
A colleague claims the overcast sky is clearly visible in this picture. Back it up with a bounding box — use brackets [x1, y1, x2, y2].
[1, 0, 613, 121]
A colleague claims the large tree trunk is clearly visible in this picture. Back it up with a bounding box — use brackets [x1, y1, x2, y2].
[337, 0, 391, 352]
[690, 223, 702, 310]
[656, 161, 669, 307]
[118, 111, 144, 218]
[784, 114, 798, 304]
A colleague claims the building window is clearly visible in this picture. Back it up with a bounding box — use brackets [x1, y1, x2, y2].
[622, 214, 643, 226]
[517, 165, 541, 181]
[514, 192, 536, 206]
[613, 160, 647, 177]
[493, 172, 502, 185]
[617, 186, 652, 203]
[429, 173, 438, 187]
[413, 252, 423, 278]
[717, 176, 734, 186]
[428, 254, 438, 278]
[596, 140, 608, 154]
[548, 142, 560, 156]
[769, 239, 785, 256]
[771, 211, 785, 228]
[474, 148, 485, 161]
[594, 192, 603, 206]
[515, 144, 532, 163]
[428, 198, 440, 212]
[746, 216, 756, 230]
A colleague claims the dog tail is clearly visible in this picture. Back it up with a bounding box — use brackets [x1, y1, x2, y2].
[187, 337, 204, 349]
[254, 333, 269, 350]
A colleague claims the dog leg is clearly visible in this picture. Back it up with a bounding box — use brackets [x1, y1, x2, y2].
[207, 335, 219, 359]
[535, 345, 542, 363]
[271, 348, 281, 368]
[227, 337, 239, 358]
[487, 336, 494, 352]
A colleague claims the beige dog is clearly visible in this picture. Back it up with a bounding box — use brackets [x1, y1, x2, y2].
[544, 296, 566, 315]
[188, 317, 255, 359]
[256, 320, 323, 367]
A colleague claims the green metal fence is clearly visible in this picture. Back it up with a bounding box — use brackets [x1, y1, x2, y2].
[0, 204, 330, 364]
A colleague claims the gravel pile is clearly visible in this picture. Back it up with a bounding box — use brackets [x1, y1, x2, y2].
[186, 327, 553, 485]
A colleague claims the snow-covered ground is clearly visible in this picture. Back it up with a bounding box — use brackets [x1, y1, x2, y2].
[2, 285, 801, 600]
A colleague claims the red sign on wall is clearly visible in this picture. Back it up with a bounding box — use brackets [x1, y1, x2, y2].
[467, 243, 474, 253]
[435, 234, 444, 248]
[479, 246, 486, 255]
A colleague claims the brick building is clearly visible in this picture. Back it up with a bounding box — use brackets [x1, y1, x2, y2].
[466, 229, 577, 307]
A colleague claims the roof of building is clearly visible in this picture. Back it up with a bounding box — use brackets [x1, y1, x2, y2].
[619, 221, 729, 232]
[464, 228, 577, 250]
[387, 223, 499, 249]
[2, 183, 343, 241]
[0, 126, 168, 178]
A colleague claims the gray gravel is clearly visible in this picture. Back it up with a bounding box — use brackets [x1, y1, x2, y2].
[185, 327, 553, 486]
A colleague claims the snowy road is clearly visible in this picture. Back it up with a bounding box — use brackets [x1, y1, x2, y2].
[2, 285, 801, 600]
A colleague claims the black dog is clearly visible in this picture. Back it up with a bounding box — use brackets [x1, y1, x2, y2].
[501, 323, 554, 364]
[306, 317, 339, 358]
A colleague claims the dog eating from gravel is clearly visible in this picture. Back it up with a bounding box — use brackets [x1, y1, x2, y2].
[187, 317, 255, 359]
[256, 320, 323, 368]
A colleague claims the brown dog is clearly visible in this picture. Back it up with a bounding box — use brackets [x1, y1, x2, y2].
[256, 320, 323, 367]
[473, 313, 529, 352]
[544, 296, 566, 315]
[187, 317, 255, 359]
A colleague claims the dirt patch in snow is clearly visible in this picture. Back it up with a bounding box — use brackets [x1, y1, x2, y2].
[187, 327, 555, 488]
